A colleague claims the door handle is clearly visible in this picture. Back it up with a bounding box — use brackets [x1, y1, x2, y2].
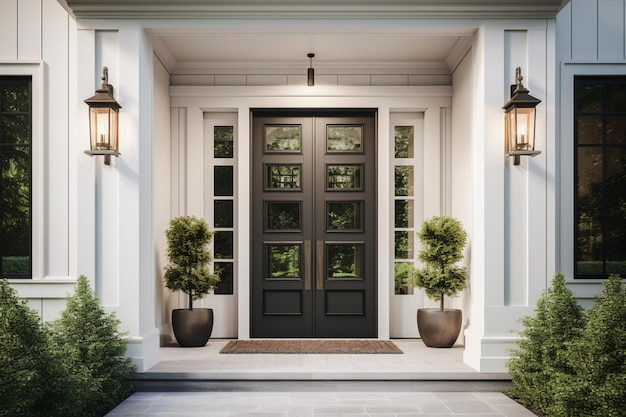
[316, 240, 324, 290]
[304, 240, 311, 290]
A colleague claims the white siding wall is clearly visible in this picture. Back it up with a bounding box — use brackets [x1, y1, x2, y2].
[557, 0, 626, 305]
[1, 0, 77, 321]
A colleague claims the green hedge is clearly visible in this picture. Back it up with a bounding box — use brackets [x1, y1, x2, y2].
[0, 276, 135, 417]
[508, 273, 626, 417]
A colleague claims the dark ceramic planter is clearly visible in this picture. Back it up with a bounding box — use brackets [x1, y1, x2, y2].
[417, 308, 462, 348]
[172, 308, 214, 347]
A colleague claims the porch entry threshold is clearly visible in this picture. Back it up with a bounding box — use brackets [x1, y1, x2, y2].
[220, 339, 402, 354]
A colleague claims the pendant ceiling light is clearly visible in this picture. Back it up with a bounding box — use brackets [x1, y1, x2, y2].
[307, 53, 315, 87]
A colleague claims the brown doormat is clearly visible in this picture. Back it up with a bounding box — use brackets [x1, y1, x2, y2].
[220, 340, 403, 354]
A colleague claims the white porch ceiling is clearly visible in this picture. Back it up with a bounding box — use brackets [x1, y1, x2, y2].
[59, 0, 566, 75]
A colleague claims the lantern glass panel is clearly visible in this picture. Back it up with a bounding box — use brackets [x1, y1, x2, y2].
[88, 107, 119, 152]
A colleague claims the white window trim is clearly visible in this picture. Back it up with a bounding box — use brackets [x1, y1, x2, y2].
[559, 62, 626, 290]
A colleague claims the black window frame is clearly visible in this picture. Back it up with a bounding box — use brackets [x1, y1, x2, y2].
[574, 75, 626, 279]
[0, 76, 33, 279]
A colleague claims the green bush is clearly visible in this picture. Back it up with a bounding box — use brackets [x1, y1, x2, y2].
[507, 273, 585, 414]
[0, 280, 82, 417]
[550, 274, 626, 417]
[0, 277, 135, 417]
[1, 256, 29, 275]
[49, 275, 136, 417]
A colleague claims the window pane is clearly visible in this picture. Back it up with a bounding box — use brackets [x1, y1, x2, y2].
[214, 126, 233, 158]
[327, 201, 362, 231]
[266, 244, 300, 279]
[605, 147, 626, 274]
[266, 202, 300, 231]
[266, 165, 301, 190]
[214, 262, 233, 294]
[395, 166, 414, 196]
[1, 115, 30, 144]
[394, 126, 414, 158]
[0, 82, 29, 113]
[214, 231, 233, 259]
[214, 200, 233, 228]
[327, 243, 363, 279]
[394, 231, 413, 259]
[394, 262, 414, 295]
[1, 146, 30, 276]
[576, 115, 602, 145]
[606, 116, 626, 144]
[576, 147, 603, 275]
[214, 166, 233, 196]
[327, 126, 363, 152]
[607, 83, 626, 113]
[575, 83, 602, 113]
[394, 200, 413, 228]
[327, 165, 362, 190]
[265, 125, 301, 152]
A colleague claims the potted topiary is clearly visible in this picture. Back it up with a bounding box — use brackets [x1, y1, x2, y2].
[409, 215, 468, 347]
[164, 215, 220, 347]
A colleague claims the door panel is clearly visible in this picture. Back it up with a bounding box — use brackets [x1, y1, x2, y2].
[251, 112, 376, 338]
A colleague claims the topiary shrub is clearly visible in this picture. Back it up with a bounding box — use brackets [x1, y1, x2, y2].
[164, 215, 220, 309]
[49, 275, 136, 417]
[408, 216, 468, 310]
[507, 273, 585, 414]
[550, 274, 626, 417]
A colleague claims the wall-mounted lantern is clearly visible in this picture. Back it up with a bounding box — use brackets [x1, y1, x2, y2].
[503, 67, 541, 165]
[84, 66, 121, 165]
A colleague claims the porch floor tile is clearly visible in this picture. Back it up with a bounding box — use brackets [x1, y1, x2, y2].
[142, 339, 508, 381]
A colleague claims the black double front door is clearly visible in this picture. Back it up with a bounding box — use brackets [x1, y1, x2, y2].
[251, 110, 377, 338]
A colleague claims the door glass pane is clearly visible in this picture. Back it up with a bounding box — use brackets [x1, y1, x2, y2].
[266, 244, 301, 279]
[266, 165, 301, 190]
[214, 166, 233, 196]
[214, 126, 233, 158]
[327, 201, 362, 231]
[327, 125, 363, 152]
[214, 200, 233, 228]
[394, 200, 414, 228]
[395, 166, 414, 196]
[266, 202, 301, 231]
[394, 126, 414, 158]
[327, 243, 363, 279]
[395, 231, 414, 259]
[265, 125, 301, 152]
[327, 165, 362, 190]
[214, 231, 233, 259]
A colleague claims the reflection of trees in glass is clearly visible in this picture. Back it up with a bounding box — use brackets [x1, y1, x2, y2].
[395, 200, 412, 228]
[214, 200, 233, 228]
[394, 126, 413, 158]
[394, 262, 414, 295]
[268, 165, 300, 189]
[214, 126, 233, 158]
[265, 126, 300, 151]
[394, 166, 413, 196]
[327, 126, 362, 151]
[268, 245, 300, 278]
[214, 166, 233, 196]
[328, 244, 360, 278]
[327, 165, 361, 189]
[327, 202, 360, 230]
[214, 262, 233, 294]
[267, 202, 300, 230]
[575, 77, 626, 277]
[214, 231, 233, 259]
[1, 77, 31, 277]
[395, 231, 412, 259]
